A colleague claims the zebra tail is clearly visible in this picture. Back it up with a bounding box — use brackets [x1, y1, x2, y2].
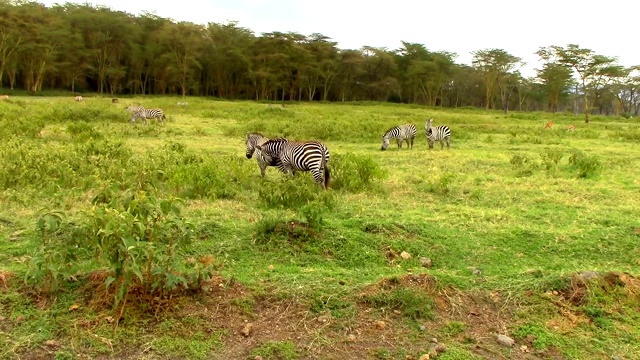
[324, 164, 331, 189]
[321, 149, 330, 189]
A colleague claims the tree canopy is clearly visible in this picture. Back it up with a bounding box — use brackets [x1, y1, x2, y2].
[0, 1, 637, 116]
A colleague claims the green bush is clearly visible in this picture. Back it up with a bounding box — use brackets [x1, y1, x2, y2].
[329, 152, 387, 193]
[26, 187, 215, 308]
[568, 150, 601, 178]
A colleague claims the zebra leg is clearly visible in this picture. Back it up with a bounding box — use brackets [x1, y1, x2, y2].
[397, 139, 401, 149]
[410, 137, 414, 149]
[446, 137, 450, 149]
[440, 140, 444, 150]
[258, 159, 267, 177]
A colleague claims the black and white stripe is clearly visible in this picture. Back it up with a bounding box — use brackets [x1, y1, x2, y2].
[256, 139, 331, 189]
[245, 133, 287, 177]
[425, 118, 451, 150]
[381, 123, 417, 150]
[130, 108, 166, 125]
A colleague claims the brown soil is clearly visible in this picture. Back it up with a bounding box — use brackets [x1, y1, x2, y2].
[11, 272, 640, 360]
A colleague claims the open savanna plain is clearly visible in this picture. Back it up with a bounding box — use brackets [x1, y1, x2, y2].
[1, 96, 639, 360]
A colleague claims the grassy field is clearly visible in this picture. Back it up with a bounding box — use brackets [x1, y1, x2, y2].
[1, 96, 639, 360]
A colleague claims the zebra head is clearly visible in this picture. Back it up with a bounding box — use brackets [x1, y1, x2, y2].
[381, 135, 391, 151]
[245, 133, 263, 159]
[425, 118, 434, 130]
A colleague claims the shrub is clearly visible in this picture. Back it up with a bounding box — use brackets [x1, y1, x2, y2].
[328, 152, 387, 193]
[568, 150, 601, 178]
[26, 187, 215, 309]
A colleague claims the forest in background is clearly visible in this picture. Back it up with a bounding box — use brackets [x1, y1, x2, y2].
[1, 1, 639, 118]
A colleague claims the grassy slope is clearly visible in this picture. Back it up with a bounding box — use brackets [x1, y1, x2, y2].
[1, 96, 639, 359]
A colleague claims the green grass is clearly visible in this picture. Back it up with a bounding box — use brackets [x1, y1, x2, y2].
[1, 97, 639, 359]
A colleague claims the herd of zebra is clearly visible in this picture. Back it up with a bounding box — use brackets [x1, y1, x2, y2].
[245, 118, 451, 190]
[125, 105, 167, 125]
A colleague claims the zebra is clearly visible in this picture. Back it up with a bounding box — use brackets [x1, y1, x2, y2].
[256, 139, 331, 189]
[245, 133, 287, 177]
[425, 118, 451, 150]
[130, 108, 166, 125]
[74, 95, 83, 102]
[381, 124, 417, 151]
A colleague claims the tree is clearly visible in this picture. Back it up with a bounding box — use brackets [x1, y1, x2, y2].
[536, 62, 573, 113]
[537, 44, 623, 123]
[158, 22, 204, 97]
[0, 2, 23, 88]
[472, 49, 522, 112]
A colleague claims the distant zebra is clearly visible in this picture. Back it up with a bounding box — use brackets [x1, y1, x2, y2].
[0, 95, 8, 100]
[74, 95, 83, 102]
[425, 118, 451, 150]
[177, 101, 188, 106]
[245, 133, 287, 177]
[130, 108, 166, 125]
[381, 123, 417, 151]
[256, 139, 331, 189]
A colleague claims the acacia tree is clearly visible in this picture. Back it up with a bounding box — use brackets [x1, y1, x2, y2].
[536, 62, 573, 113]
[611, 66, 640, 116]
[158, 22, 204, 97]
[537, 44, 623, 122]
[472, 49, 522, 112]
[0, 2, 23, 88]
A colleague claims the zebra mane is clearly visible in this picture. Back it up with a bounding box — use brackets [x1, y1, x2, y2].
[383, 126, 400, 137]
[247, 132, 264, 139]
[261, 137, 288, 145]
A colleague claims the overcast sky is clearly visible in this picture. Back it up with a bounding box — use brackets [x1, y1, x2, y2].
[40, 0, 638, 78]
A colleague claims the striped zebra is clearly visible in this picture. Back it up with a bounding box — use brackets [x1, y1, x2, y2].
[245, 133, 287, 177]
[256, 139, 331, 189]
[425, 118, 451, 150]
[381, 123, 417, 151]
[130, 108, 166, 125]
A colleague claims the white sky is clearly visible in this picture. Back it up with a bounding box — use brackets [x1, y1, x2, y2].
[40, 0, 639, 78]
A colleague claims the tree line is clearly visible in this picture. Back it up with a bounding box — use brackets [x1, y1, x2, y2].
[1, 1, 639, 120]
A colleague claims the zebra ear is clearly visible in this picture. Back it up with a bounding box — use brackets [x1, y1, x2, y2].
[255, 144, 262, 151]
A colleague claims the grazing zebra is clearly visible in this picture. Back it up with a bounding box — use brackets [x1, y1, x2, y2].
[130, 108, 166, 125]
[245, 133, 287, 177]
[256, 139, 331, 189]
[74, 95, 83, 102]
[381, 123, 417, 151]
[425, 118, 451, 150]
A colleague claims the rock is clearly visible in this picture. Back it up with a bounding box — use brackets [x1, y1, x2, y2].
[435, 343, 447, 353]
[254, 356, 263, 360]
[430, 337, 438, 343]
[241, 323, 254, 337]
[347, 334, 356, 342]
[496, 334, 514, 347]
[375, 320, 386, 329]
[471, 267, 482, 275]
[520, 345, 529, 352]
[420, 257, 433, 268]
[400, 251, 411, 260]
[418, 325, 426, 331]
[418, 354, 430, 360]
